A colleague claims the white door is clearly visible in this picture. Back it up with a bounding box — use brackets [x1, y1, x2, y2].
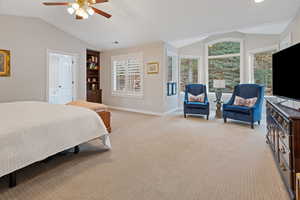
[49, 53, 75, 104]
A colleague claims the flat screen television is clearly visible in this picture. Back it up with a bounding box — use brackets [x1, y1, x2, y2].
[272, 42, 300, 101]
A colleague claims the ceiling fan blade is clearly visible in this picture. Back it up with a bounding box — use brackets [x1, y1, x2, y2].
[89, 0, 109, 4]
[76, 15, 83, 20]
[91, 7, 111, 18]
[43, 2, 70, 6]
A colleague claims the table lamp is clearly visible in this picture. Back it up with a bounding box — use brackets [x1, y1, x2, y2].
[213, 80, 225, 118]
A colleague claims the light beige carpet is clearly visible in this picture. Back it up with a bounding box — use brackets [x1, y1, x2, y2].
[0, 110, 290, 200]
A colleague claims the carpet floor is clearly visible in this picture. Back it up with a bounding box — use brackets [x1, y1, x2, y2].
[0, 110, 290, 200]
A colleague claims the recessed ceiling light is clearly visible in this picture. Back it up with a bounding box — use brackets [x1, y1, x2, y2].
[255, 0, 264, 3]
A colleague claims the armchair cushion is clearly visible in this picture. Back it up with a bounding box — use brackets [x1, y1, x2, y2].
[185, 101, 209, 109]
[223, 104, 251, 114]
[188, 93, 205, 103]
[233, 96, 257, 107]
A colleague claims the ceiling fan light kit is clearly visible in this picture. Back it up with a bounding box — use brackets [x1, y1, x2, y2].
[43, 0, 111, 20]
[254, 0, 265, 3]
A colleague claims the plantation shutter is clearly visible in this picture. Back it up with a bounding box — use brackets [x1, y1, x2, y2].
[112, 53, 143, 97]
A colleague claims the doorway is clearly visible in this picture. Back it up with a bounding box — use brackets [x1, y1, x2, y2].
[48, 51, 76, 104]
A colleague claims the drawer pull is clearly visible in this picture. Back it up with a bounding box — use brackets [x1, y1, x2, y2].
[279, 132, 286, 139]
[280, 163, 287, 171]
[280, 147, 286, 154]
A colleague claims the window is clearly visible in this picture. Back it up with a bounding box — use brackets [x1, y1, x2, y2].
[167, 52, 178, 96]
[112, 53, 143, 97]
[253, 49, 277, 96]
[167, 54, 177, 82]
[207, 40, 241, 93]
[179, 57, 199, 92]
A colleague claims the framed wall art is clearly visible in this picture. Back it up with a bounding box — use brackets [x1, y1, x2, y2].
[0, 49, 11, 77]
[146, 62, 159, 74]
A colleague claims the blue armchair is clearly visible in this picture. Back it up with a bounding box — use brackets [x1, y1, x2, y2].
[223, 84, 265, 129]
[184, 84, 210, 120]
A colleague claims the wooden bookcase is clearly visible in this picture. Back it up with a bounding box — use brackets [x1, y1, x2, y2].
[86, 49, 102, 103]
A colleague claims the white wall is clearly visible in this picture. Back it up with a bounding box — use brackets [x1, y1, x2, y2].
[100, 32, 279, 115]
[100, 42, 166, 114]
[0, 15, 95, 102]
[179, 32, 279, 84]
[178, 32, 279, 109]
[281, 8, 300, 44]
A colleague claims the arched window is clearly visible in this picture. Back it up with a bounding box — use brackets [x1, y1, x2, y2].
[206, 39, 242, 93]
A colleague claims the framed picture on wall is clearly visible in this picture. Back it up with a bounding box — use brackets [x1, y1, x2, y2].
[0, 49, 10, 77]
[146, 62, 159, 74]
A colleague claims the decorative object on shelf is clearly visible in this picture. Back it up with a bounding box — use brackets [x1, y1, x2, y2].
[42, 0, 112, 20]
[92, 84, 96, 90]
[0, 49, 10, 77]
[213, 80, 225, 118]
[146, 62, 159, 74]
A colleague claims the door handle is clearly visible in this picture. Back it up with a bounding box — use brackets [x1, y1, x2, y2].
[58, 85, 62, 88]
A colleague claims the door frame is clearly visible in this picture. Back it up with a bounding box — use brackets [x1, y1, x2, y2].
[46, 49, 78, 103]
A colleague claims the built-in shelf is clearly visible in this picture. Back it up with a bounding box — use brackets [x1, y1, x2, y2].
[86, 49, 102, 103]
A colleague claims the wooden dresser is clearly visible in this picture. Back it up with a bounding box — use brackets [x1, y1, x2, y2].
[266, 98, 300, 199]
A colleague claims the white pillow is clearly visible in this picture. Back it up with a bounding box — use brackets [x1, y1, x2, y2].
[188, 93, 205, 103]
[234, 96, 257, 107]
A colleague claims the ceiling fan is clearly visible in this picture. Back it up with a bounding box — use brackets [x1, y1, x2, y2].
[43, 0, 111, 20]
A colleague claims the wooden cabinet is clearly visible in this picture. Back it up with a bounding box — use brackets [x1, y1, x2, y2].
[266, 98, 300, 199]
[87, 90, 102, 103]
[86, 49, 102, 103]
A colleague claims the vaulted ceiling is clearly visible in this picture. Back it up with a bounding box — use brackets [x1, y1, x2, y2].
[0, 0, 299, 49]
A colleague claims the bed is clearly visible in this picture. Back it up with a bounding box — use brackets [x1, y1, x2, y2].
[0, 101, 111, 187]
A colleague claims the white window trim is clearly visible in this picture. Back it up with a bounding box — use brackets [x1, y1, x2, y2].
[247, 45, 279, 84]
[280, 32, 292, 50]
[179, 55, 201, 94]
[205, 38, 244, 94]
[167, 51, 178, 83]
[111, 52, 144, 98]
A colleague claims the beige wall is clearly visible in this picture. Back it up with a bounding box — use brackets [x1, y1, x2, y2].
[100, 42, 166, 114]
[281, 8, 300, 44]
[0, 15, 94, 102]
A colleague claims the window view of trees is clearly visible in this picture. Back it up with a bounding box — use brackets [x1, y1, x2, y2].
[180, 58, 198, 92]
[208, 41, 240, 56]
[208, 41, 241, 93]
[253, 50, 276, 96]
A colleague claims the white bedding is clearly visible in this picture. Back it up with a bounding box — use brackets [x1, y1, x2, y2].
[0, 101, 111, 178]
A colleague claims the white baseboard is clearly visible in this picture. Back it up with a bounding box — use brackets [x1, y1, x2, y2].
[164, 108, 179, 115]
[108, 105, 179, 116]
